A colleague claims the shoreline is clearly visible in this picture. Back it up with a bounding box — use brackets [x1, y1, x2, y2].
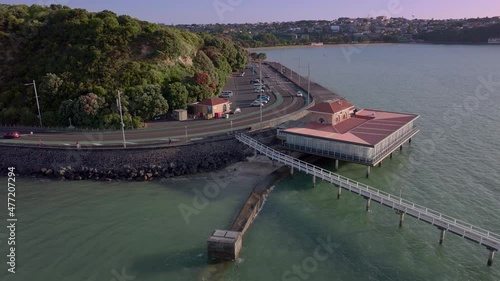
[247, 41, 497, 51]
[247, 42, 402, 51]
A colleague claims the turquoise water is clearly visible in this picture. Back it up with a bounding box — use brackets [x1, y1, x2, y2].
[1, 44, 500, 280]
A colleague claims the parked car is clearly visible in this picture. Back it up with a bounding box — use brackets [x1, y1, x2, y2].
[231, 107, 241, 114]
[3, 131, 20, 139]
[297, 91, 304, 97]
[257, 95, 270, 101]
[254, 98, 268, 104]
[254, 88, 265, 93]
[250, 101, 265, 107]
[219, 91, 234, 98]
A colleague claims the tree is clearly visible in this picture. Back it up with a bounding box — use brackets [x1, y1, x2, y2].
[0, 4, 248, 128]
[257, 53, 267, 61]
[165, 82, 189, 109]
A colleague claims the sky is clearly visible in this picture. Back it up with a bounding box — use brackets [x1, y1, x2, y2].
[4, 0, 500, 24]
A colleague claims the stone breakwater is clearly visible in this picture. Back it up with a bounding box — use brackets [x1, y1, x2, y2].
[0, 137, 257, 181]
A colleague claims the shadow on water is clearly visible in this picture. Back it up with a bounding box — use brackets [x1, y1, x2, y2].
[129, 246, 237, 281]
[130, 247, 207, 275]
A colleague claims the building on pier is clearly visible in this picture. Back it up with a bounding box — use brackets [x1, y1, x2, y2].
[278, 99, 419, 175]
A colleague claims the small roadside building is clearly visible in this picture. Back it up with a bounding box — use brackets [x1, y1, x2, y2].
[192, 98, 231, 119]
[279, 99, 419, 177]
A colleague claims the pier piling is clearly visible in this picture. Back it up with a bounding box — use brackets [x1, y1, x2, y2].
[335, 159, 339, 170]
[337, 186, 342, 199]
[366, 166, 371, 178]
[400, 145, 403, 151]
[488, 250, 495, 266]
[390, 153, 393, 159]
[312, 175, 316, 188]
[290, 166, 294, 176]
[378, 161, 382, 168]
[439, 228, 446, 245]
[366, 198, 371, 212]
[399, 212, 405, 227]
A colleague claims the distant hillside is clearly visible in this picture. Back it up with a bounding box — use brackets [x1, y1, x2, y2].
[0, 4, 247, 128]
[418, 23, 500, 43]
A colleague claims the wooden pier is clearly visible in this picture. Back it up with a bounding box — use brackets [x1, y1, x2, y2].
[236, 133, 500, 266]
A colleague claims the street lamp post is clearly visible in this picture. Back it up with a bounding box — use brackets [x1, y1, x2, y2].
[307, 63, 311, 105]
[117, 91, 126, 148]
[260, 103, 263, 130]
[259, 60, 262, 82]
[25, 80, 43, 127]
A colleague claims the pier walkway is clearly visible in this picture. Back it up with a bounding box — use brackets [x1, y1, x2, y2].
[236, 133, 500, 266]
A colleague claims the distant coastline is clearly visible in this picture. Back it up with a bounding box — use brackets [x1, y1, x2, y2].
[247, 42, 402, 51]
[247, 41, 499, 51]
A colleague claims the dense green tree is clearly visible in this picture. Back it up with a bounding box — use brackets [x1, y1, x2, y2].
[165, 82, 189, 109]
[0, 4, 247, 127]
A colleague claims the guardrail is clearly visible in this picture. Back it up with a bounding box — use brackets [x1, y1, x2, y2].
[236, 133, 500, 254]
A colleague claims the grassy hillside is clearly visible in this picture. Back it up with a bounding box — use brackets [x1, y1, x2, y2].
[0, 4, 247, 128]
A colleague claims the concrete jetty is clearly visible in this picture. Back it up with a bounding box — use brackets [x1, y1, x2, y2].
[207, 154, 320, 261]
[266, 61, 343, 103]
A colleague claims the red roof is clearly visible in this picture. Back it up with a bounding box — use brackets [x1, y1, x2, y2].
[308, 99, 355, 114]
[284, 109, 419, 147]
[198, 98, 229, 106]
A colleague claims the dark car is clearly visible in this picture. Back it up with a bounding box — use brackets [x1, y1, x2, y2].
[4, 132, 20, 139]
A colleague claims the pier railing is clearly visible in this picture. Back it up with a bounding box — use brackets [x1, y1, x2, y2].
[236, 133, 500, 255]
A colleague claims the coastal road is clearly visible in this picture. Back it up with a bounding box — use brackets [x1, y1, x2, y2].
[0, 64, 307, 146]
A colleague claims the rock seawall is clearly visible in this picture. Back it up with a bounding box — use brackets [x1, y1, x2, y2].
[0, 137, 257, 181]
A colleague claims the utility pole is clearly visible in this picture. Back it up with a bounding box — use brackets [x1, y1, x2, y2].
[117, 91, 126, 148]
[25, 80, 43, 127]
[293, 57, 301, 85]
[260, 102, 263, 130]
[259, 59, 262, 82]
[307, 63, 311, 105]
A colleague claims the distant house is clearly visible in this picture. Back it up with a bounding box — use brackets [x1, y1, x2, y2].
[330, 25, 341, 32]
[488, 38, 500, 44]
[193, 98, 231, 119]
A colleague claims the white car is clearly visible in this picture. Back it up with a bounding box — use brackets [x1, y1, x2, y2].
[254, 88, 265, 93]
[254, 98, 268, 104]
[220, 91, 234, 98]
[250, 101, 264, 107]
[297, 91, 304, 97]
